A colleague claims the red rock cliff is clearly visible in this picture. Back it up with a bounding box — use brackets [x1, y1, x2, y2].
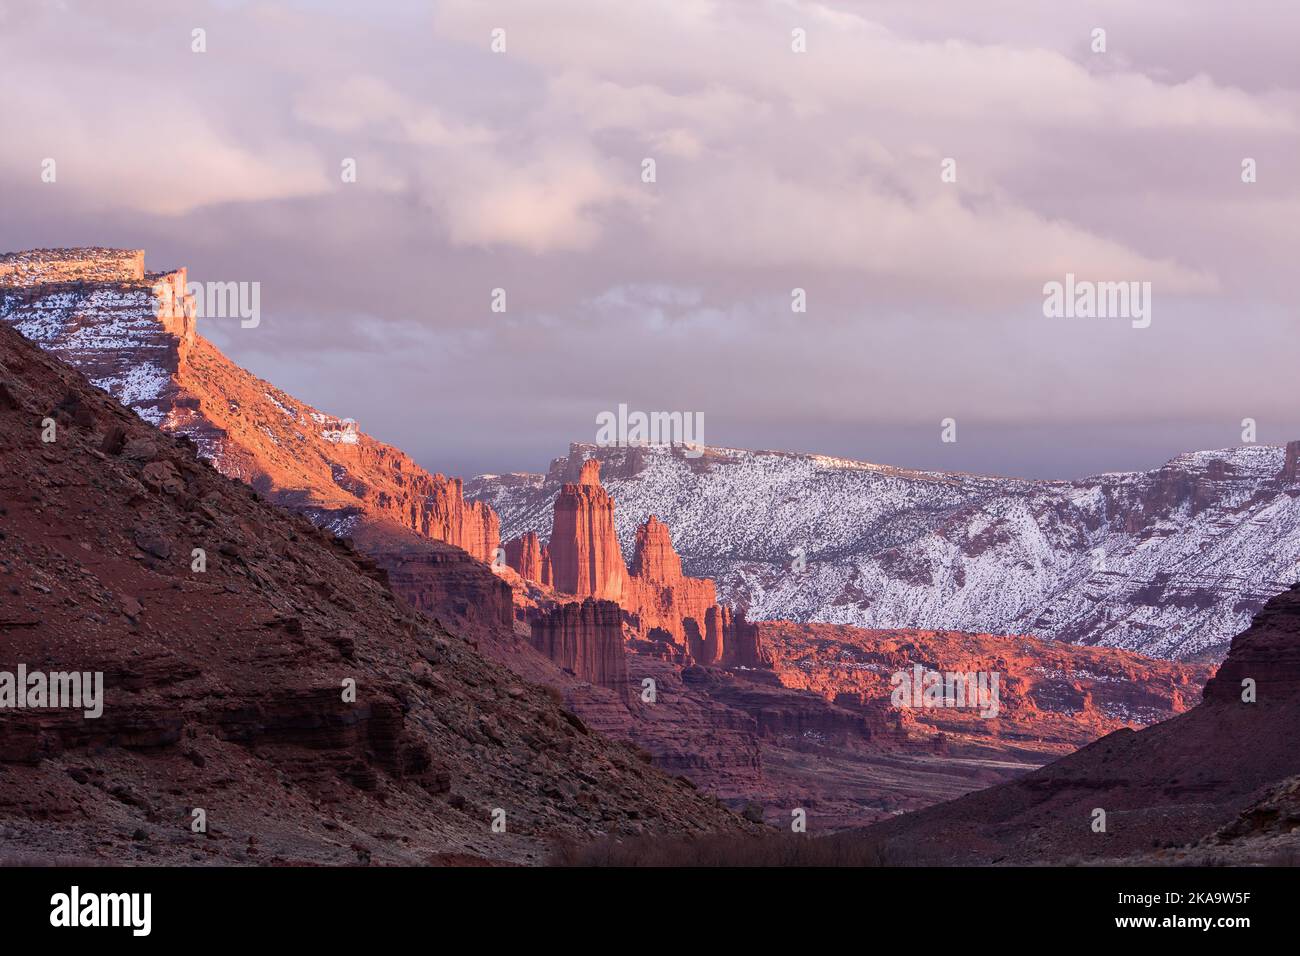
[721, 606, 771, 668]
[530, 598, 630, 700]
[541, 462, 767, 669]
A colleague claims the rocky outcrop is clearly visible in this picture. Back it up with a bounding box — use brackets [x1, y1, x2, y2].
[0, 253, 196, 428]
[368, 536, 515, 636]
[0, 248, 500, 563]
[1202, 583, 1300, 703]
[460, 495, 501, 566]
[626, 515, 719, 653]
[542, 464, 760, 668]
[0, 319, 751, 864]
[722, 607, 771, 668]
[504, 531, 550, 586]
[548, 460, 630, 601]
[1207, 775, 1300, 860]
[759, 620, 1208, 751]
[0, 248, 145, 285]
[629, 515, 685, 581]
[530, 599, 629, 700]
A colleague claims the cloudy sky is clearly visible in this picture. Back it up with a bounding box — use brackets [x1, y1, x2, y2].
[3, 0, 1298, 479]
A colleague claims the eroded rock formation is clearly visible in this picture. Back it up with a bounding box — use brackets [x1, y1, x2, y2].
[529, 598, 629, 700]
[0, 249, 505, 646]
[627, 515, 719, 654]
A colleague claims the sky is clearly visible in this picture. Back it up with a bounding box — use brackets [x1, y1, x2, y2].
[2, 0, 1299, 480]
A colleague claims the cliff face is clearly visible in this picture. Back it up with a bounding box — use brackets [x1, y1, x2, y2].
[359, 526, 515, 638]
[722, 606, 770, 668]
[627, 515, 719, 654]
[504, 530, 550, 587]
[529, 599, 630, 700]
[163, 334, 500, 564]
[542, 460, 756, 668]
[0, 252, 195, 429]
[0, 248, 499, 565]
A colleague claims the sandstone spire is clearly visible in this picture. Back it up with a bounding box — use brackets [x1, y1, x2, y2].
[504, 530, 550, 585]
[629, 515, 684, 581]
[548, 459, 630, 601]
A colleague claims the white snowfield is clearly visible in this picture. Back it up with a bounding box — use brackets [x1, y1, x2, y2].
[468, 442, 1300, 660]
[2, 285, 177, 426]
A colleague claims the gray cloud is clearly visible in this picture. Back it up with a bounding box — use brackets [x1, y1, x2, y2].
[2, 0, 1297, 479]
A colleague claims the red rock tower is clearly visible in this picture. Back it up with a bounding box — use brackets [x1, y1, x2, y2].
[504, 530, 551, 586]
[548, 459, 630, 601]
[627, 515, 718, 652]
[629, 515, 684, 580]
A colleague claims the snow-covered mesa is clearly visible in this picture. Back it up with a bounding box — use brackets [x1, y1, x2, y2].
[468, 442, 1300, 661]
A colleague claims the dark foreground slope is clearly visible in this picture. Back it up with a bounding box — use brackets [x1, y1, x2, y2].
[0, 322, 748, 865]
[849, 582, 1300, 864]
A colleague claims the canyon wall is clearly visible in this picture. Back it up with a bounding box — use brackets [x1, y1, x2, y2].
[0, 318, 749, 863]
[627, 515, 718, 652]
